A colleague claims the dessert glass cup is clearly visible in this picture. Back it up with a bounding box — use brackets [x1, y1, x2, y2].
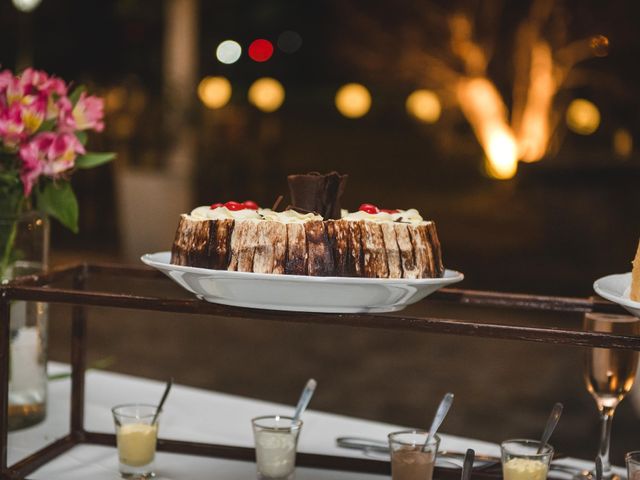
[112, 404, 159, 479]
[252, 415, 302, 480]
[388, 430, 440, 480]
[501, 439, 553, 480]
[626, 451, 640, 480]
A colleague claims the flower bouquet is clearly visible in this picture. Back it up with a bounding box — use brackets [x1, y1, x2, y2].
[0, 68, 114, 429]
[0, 67, 114, 279]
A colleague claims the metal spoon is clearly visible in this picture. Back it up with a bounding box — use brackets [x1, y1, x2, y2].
[423, 392, 454, 452]
[292, 378, 317, 424]
[538, 402, 563, 454]
[461, 449, 475, 480]
[152, 377, 173, 425]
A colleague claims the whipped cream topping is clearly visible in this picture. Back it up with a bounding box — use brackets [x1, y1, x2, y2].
[188, 206, 322, 223]
[391, 208, 423, 223]
[259, 209, 323, 223]
[342, 210, 395, 223]
[342, 208, 424, 224]
[190, 205, 261, 220]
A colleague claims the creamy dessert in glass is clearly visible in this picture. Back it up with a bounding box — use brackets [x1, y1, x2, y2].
[501, 439, 553, 480]
[112, 404, 159, 479]
[252, 415, 302, 480]
[388, 430, 440, 480]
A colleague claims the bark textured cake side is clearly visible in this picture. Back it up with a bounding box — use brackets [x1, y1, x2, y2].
[171, 213, 445, 278]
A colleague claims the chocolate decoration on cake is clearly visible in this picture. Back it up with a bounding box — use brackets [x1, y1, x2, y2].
[287, 171, 348, 220]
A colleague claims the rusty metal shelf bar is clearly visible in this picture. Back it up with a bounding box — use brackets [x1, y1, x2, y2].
[0, 262, 634, 479]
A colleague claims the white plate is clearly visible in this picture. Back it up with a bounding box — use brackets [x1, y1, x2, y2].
[593, 272, 640, 318]
[141, 251, 464, 313]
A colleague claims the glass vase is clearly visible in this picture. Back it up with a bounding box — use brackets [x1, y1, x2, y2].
[0, 210, 49, 430]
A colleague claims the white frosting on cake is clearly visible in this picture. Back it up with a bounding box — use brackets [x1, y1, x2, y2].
[342, 208, 424, 224]
[188, 205, 424, 224]
[190, 206, 261, 220]
[259, 209, 323, 223]
[188, 206, 322, 223]
[391, 209, 423, 223]
[342, 211, 395, 223]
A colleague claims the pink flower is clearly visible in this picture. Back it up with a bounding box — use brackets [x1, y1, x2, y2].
[19, 68, 68, 120]
[18, 132, 85, 195]
[19, 144, 43, 197]
[0, 93, 47, 147]
[5, 75, 25, 106]
[0, 102, 27, 147]
[56, 96, 75, 131]
[19, 68, 67, 97]
[20, 93, 46, 134]
[71, 92, 104, 131]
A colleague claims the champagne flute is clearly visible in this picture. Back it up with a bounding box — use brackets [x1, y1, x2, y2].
[583, 313, 640, 480]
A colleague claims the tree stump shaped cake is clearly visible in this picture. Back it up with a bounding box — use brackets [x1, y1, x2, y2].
[171, 173, 444, 279]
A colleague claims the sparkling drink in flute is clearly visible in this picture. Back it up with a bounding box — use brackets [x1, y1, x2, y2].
[583, 313, 640, 480]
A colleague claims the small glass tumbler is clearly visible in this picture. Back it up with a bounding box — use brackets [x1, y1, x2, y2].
[388, 430, 440, 480]
[626, 451, 640, 480]
[252, 415, 302, 480]
[112, 404, 159, 479]
[501, 439, 553, 480]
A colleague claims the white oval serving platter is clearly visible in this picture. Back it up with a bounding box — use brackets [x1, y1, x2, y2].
[142, 251, 464, 313]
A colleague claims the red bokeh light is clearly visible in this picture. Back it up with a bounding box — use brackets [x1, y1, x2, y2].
[248, 39, 274, 62]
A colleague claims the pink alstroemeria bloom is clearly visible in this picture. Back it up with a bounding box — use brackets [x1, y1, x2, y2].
[18, 132, 85, 195]
[72, 92, 105, 131]
[18, 141, 44, 196]
[20, 93, 47, 134]
[20, 68, 67, 97]
[56, 96, 75, 131]
[5, 76, 25, 106]
[0, 102, 26, 148]
[6, 69, 68, 120]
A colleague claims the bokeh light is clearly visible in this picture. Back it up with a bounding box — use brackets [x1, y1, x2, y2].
[12, 0, 41, 12]
[484, 130, 518, 180]
[277, 31, 303, 53]
[590, 35, 610, 57]
[248, 39, 274, 62]
[406, 89, 442, 123]
[566, 99, 600, 135]
[105, 87, 127, 113]
[197, 76, 232, 109]
[216, 40, 242, 64]
[335, 83, 372, 119]
[613, 128, 633, 158]
[248, 77, 285, 112]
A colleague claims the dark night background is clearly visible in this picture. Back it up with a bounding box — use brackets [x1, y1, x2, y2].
[2, 0, 640, 469]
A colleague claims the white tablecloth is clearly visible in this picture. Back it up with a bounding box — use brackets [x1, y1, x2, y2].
[7, 364, 622, 479]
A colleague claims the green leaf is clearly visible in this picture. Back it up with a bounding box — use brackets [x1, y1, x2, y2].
[35, 181, 79, 233]
[75, 152, 116, 169]
[75, 131, 88, 145]
[69, 85, 86, 106]
[36, 118, 56, 133]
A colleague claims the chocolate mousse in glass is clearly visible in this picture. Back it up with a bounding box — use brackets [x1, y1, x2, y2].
[388, 430, 440, 480]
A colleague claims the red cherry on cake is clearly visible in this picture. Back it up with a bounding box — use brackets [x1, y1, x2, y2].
[224, 201, 245, 211]
[359, 203, 380, 214]
[210, 203, 224, 209]
[242, 200, 259, 210]
[381, 208, 400, 214]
